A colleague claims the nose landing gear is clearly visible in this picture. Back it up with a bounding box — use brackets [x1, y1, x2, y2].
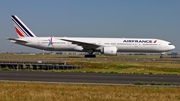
[160, 52, 165, 59]
[160, 54, 163, 59]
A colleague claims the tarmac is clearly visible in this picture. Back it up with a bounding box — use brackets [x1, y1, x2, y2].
[0, 71, 180, 85]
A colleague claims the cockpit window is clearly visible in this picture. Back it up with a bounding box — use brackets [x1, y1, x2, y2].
[168, 43, 172, 45]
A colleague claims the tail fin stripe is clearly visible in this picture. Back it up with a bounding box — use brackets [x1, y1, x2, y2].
[12, 16, 34, 37]
[12, 16, 31, 37]
[15, 27, 25, 37]
[14, 24, 28, 37]
[12, 18, 29, 37]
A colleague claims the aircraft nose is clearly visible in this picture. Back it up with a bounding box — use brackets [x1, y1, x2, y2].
[169, 45, 175, 50]
[172, 45, 175, 50]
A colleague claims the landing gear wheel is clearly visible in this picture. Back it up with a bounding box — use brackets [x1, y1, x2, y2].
[160, 52, 165, 59]
[160, 54, 163, 59]
[84, 55, 96, 58]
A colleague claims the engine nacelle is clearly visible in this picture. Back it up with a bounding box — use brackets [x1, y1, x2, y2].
[101, 46, 117, 55]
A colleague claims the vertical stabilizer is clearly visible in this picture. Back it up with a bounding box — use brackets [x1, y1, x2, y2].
[11, 15, 37, 38]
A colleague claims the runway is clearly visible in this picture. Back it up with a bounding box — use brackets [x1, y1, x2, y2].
[0, 70, 180, 85]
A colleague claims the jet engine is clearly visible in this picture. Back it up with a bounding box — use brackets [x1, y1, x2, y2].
[101, 46, 117, 55]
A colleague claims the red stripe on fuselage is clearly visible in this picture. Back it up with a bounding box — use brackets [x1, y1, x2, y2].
[15, 27, 24, 37]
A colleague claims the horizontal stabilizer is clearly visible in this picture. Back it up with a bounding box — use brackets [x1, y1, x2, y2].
[6, 37, 28, 43]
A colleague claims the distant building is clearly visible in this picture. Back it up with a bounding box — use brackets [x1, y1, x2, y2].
[171, 53, 178, 58]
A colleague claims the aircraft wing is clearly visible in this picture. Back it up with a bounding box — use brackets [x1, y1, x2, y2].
[60, 38, 101, 49]
[6, 38, 28, 43]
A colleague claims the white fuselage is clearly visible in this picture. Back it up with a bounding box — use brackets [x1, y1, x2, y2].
[9, 15, 175, 55]
[14, 37, 175, 53]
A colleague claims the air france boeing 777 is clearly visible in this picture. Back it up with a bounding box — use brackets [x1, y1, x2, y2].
[7, 15, 175, 58]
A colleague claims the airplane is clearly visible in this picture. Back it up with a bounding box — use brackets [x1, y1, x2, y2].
[7, 15, 175, 58]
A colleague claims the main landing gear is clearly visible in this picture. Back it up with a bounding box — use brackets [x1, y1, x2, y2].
[84, 49, 96, 58]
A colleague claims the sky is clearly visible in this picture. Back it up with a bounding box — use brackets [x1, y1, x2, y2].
[0, 0, 180, 53]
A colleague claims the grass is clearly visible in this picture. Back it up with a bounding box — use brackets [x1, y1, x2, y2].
[0, 82, 180, 101]
[0, 54, 180, 100]
[1, 54, 180, 75]
[134, 81, 180, 86]
[65, 60, 180, 75]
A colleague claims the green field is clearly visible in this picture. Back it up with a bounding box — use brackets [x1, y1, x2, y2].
[0, 54, 180, 75]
